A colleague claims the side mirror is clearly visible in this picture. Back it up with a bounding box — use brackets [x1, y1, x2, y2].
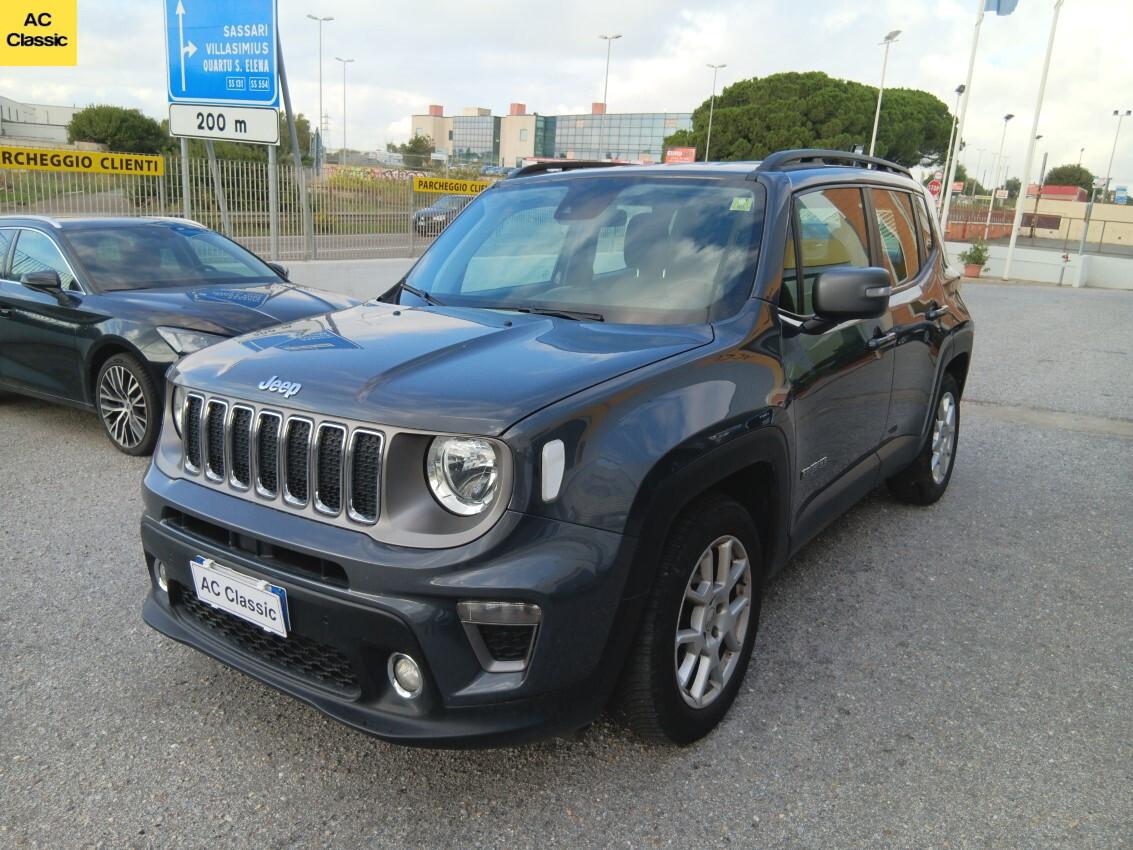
[812, 267, 891, 322]
[22, 270, 63, 294]
[267, 262, 290, 281]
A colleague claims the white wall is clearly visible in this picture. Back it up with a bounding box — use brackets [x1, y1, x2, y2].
[945, 241, 1131, 290]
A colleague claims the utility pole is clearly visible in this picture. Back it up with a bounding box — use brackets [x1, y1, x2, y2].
[335, 56, 354, 165]
[1103, 108, 1131, 201]
[869, 30, 901, 156]
[983, 113, 1014, 241]
[306, 14, 333, 174]
[705, 63, 726, 161]
[599, 34, 622, 160]
[938, 84, 966, 213]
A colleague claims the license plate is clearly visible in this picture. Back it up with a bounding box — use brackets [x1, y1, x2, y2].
[190, 556, 289, 638]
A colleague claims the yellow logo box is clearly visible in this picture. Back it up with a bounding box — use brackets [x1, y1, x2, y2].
[0, 146, 165, 177]
[412, 176, 492, 196]
[0, 1, 77, 66]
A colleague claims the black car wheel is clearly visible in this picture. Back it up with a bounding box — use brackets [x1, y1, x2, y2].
[616, 494, 762, 744]
[96, 353, 160, 455]
[886, 372, 961, 505]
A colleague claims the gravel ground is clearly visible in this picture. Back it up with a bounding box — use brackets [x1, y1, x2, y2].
[1, 282, 1130, 849]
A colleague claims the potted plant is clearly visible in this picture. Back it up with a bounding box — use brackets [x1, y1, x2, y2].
[958, 240, 990, 278]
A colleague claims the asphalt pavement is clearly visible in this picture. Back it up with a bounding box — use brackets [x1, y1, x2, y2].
[1, 281, 1130, 849]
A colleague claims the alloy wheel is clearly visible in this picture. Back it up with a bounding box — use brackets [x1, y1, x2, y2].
[99, 364, 148, 449]
[930, 392, 957, 485]
[674, 535, 753, 709]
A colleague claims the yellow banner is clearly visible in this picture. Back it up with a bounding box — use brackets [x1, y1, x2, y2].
[412, 175, 491, 196]
[0, 146, 165, 177]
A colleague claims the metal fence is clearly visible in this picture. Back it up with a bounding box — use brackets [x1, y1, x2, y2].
[943, 198, 1133, 257]
[0, 154, 464, 261]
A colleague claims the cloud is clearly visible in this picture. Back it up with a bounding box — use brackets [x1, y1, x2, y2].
[2, 0, 1130, 183]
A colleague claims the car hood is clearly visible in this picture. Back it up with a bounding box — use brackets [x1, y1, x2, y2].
[171, 302, 713, 435]
[99, 282, 358, 336]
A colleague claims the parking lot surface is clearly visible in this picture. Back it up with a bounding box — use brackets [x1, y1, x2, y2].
[1, 282, 1130, 849]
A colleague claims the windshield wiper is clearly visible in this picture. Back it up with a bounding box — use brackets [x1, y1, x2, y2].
[487, 305, 605, 323]
[385, 279, 446, 306]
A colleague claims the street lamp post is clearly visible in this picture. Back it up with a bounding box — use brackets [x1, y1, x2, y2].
[938, 84, 966, 212]
[1103, 108, 1131, 201]
[1078, 146, 1085, 166]
[306, 14, 333, 173]
[868, 30, 901, 157]
[705, 63, 726, 162]
[983, 112, 1014, 240]
[968, 147, 986, 195]
[598, 34, 622, 160]
[335, 57, 354, 166]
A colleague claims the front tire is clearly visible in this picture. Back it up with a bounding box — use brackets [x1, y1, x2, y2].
[886, 372, 961, 505]
[617, 495, 762, 744]
[96, 353, 160, 455]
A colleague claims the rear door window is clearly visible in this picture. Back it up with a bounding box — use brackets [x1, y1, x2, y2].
[870, 189, 921, 285]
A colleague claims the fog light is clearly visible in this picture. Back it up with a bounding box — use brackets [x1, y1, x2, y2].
[388, 653, 423, 699]
[155, 559, 169, 593]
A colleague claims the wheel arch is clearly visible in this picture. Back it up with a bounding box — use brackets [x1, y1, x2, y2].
[622, 422, 792, 599]
[85, 336, 151, 401]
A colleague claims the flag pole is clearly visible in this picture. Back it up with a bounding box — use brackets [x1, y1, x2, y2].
[1002, 0, 1064, 280]
[939, 0, 987, 237]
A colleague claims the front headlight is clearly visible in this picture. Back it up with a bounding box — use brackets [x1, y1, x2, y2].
[157, 326, 227, 356]
[426, 436, 500, 516]
[171, 384, 187, 437]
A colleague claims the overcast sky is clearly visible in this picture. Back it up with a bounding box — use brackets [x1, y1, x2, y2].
[3, 0, 1132, 185]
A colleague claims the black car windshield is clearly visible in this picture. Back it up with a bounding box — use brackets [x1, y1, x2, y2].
[402, 174, 766, 325]
[434, 195, 465, 209]
[64, 222, 279, 292]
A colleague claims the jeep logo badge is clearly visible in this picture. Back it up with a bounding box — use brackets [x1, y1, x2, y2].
[257, 375, 302, 399]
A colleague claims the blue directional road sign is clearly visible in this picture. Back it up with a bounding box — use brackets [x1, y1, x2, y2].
[164, 0, 278, 107]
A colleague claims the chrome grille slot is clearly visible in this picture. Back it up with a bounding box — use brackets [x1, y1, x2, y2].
[314, 424, 346, 515]
[229, 405, 253, 489]
[255, 411, 281, 497]
[348, 430, 382, 524]
[183, 394, 204, 473]
[204, 400, 228, 482]
[283, 417, 313, 506]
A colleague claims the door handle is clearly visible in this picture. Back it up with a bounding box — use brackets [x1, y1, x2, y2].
[867, 331, 897, 351]
[926, 305, 950, 321]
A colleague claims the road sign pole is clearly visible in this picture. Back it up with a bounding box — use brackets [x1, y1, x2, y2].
[278, 36, 314, 260]
[179, 137, 191, 219]
[204, 140, 232, 235]
[268, 143, 280, 260]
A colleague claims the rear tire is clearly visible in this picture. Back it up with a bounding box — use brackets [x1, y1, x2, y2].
[95, 353, 160, 456]
[616, 495, 762, 744]
[886, 372, 961, 505]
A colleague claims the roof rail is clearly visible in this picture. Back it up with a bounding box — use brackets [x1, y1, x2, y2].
[507, 160, 629, 179]
[754, 149, 911, 178]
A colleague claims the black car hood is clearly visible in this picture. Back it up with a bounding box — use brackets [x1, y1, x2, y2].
[171, 302, 713, 435]
[99, 282, 357, 336]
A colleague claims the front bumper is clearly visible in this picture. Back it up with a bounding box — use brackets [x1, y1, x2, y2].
[140, 465, 637, 747]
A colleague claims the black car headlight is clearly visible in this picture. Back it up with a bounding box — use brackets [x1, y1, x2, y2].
[426, 436, 500, 516]
[157, 326, 227, 356]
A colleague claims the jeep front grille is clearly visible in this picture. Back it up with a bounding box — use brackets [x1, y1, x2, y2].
[181, 393, 382, 526]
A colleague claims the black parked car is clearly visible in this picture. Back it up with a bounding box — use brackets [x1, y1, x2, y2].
[142, 151, 973, 746]
[412, 194, 470, 235]
[0, 217, 357, 454]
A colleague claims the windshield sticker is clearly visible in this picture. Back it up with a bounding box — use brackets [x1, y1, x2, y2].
[730, 196, 754, 212]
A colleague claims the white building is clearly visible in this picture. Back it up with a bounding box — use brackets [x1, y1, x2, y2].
[0, 95, 82, 146]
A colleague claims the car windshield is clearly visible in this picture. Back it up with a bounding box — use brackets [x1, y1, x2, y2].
[64, 222, 279, 292]
[402, 174, 766, 325]
[435, 195, 465, 209]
